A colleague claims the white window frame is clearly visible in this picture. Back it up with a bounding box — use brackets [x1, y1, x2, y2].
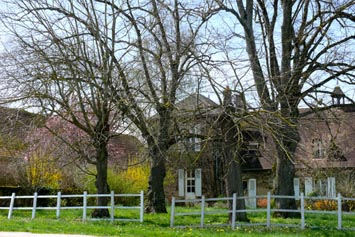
[187, 125, 201, 152]
[312, 138, 326, 159]
[177, 168, 202, 198]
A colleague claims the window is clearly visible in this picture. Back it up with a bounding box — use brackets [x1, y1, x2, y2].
[178, 169, 202, 197]
[247, 141, 260, 155]
[312, 138, 326, 159]
[186, 170, 195, 193]
[187, 125, 201, 152]
[248, 141, 259, 151]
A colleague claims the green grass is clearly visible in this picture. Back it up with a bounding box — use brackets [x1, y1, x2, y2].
[0, 207, 355, 236]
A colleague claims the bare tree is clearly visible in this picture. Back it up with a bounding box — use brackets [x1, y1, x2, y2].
[208, 0, 355, 217]
[219, 87, 248, 222]
[108, 0, 208, 213]
[1, 0, 127, 217]
[1, 0, 208, 213]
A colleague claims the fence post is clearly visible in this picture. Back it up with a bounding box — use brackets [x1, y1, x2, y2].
[32, 192, 38, 219]
[83, 191, 87, 221]
[170, 197, 175, 228]
[56, 192, 61, 219]
[200, 195, 205, 228]
[110, 191, 115, 222]
[231, 193, 236, 230]
[300, 192, 305, 229]
[266, 192, 271, 228]
[8, 193, 15, 219]
[337, 193, 342, 230]
[140, 191, 144, 223]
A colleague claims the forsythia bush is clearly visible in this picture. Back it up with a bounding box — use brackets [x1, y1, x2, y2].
[124, 162, 149, 192]
[84, 158, 150, 205]
[109, 159, 150, 205]
[312, 200, 337, 211]
[24, 152, 62, 191]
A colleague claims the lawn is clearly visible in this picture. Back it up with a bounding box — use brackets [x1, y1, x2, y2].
[0, 207, 355, 237]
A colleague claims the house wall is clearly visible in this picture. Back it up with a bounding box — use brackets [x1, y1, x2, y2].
[296, 108, 355, 169]
[296, 167, 355, 197]
[166, 140, 224, 198]
[242, 170, 273, 195]
[166, 96, 355, 200]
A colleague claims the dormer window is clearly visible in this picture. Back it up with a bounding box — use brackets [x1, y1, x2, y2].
[312, 138, 326, 159]
[248, 141, 259, 151]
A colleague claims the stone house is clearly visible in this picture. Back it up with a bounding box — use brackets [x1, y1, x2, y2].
[166, 93, 270, 199]
[245, 86, 355, 197]
[294, 106, 355, 196]
[168, 86, 355, 200]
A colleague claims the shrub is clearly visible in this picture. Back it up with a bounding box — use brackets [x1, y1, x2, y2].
[257, 198, 268, 208]
[338, 192, 355, 212]
[109, 162, 149, 206]
[14, 151, 62, 193]
[312, 200, 337, 211]
[83, 158, 150, 206]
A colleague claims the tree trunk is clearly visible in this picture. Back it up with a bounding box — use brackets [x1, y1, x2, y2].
[145, 106, 171, 213]
[145, 146, 167, 213]
[225, 158, 249, 222]
[92, 153, 110, 218]
[92, 122, 110, 218]
[273, 119, 300, 218]
[220, 88, 248, 222]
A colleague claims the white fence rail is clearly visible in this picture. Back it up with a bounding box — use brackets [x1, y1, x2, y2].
[0, 191, 144, 222]
[170, 192, 355, 230]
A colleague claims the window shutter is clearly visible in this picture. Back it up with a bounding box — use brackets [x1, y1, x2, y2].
[178, 169, 185, 197]
[195, 169, 202, 196]
[305, 177, 313, 196]
[195, 125, 201, 152]
[294, 178, 300, 200]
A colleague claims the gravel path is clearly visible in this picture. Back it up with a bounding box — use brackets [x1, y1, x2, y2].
[0, 233, 97, 237]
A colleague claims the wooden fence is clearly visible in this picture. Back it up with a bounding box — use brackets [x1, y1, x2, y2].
[0, 191, 144, 222]
[170, 192, 355, 230]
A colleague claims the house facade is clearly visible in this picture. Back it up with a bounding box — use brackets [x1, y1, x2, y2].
[2, 87, 355, 200]
[166, 93, 270, 199]
[168, 87, 355, 200]
[294, 104, 355, 196]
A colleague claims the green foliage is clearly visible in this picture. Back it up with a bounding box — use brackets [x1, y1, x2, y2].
[1, 208, 355, 236]
[84, 158, 150, 205]
[307, 192, 319, 197]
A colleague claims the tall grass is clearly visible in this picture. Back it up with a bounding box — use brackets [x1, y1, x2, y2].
[0, 207, 354, 236]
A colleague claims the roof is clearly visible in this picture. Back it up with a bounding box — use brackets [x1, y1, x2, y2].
[174, 93, 221, 118]
[0, 107, 44, 158]
[108, 134, 143, 168]
[175, 93, 219, 109]
[0, 107, 43, 138]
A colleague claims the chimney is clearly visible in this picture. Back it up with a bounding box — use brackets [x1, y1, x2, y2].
[331, 85, 345, 105]
[223, 86, 232, 107]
